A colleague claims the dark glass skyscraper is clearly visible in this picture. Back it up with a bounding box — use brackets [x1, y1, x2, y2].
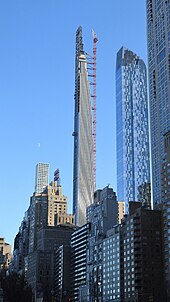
[73, 27, 94, 226]
[116, 47, 150, 212]
[146, 0, 170, 206]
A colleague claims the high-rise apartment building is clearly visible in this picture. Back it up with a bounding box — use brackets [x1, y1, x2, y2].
[146, 0, 170, 205]
[86, 187, 118, 301]
[45, 181, 75, 227]
[0, 237, 12, 271]
[11, 211, 30, 273]
[29, 180, 74, 253]
[70, 223, 90, 301]
[55, 245, 72, 302]
[35, 162, 49, 194]
[73, 26, 94, 226]
[162, 130, 170, 298]
[29, 190, 48, 253]
[137, 181, 151, 209]
[87, 186, 118, 234]
[9, 164, 75, 268]
[116, 47, 150, 212]
[102, 226, 121, 302]
[25, 225, 76, 301]
[11, 163, 76, 301]
[121, 202, 165, 302]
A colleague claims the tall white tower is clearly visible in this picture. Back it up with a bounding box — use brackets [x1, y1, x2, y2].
[73, 27, 94, 226]
[35, 162, 49, 193]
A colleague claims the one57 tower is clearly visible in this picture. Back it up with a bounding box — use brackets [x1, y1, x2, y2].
[116, 47, 150, 212]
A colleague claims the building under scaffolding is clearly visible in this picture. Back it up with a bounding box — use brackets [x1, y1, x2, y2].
[72, 26, 98, 226]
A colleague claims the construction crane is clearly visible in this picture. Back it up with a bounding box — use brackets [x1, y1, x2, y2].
[92, 29, 98, 191]
[86, 30, 98, 192]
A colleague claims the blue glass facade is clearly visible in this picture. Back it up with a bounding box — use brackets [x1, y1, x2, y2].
[146, 0, 170, 206]
[116, 47, 150, 212]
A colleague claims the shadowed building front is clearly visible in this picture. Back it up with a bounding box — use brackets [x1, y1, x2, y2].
[146, 0, 170, 206]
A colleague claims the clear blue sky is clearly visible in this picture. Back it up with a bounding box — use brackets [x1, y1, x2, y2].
[0, 0, 147, 246]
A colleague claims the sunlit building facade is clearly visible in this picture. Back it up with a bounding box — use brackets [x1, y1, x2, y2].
[118, 201, 125, 224]
[29, 180, 74, 253]
[73, 27, 94, 226]
[0, 238, 12, 271]
[116, 47, 150, 212]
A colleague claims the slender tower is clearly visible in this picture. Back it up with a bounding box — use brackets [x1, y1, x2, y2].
[73, 27, 94, 226]
[116, 47, 150, 213]
[35, 162, 49, 193]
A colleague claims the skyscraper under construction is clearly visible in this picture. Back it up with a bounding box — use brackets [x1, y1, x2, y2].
[72, 27, 94, 226]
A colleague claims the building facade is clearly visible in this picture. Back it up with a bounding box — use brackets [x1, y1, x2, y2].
[25, 225, 77, 301]
[9, 210, 30, 273]
[162, 130, 170, 299]
[10, 163, 75, 300]
[118, 201, 125, 224]
[29, 191, 48, 253]
[146, 0, 170, 205]
[86, 198, 164, 301]
[86, 186, 118, 301]
[102, 226, 121, 302]
[55, 245, 72, 302]
[73, 26, 94, 226]
[70, 223, 90, 301]
[0, 238, 12, 272]
[121, 202, 165, 302]
[137, 182, 151, 209]
[87, 187, 118, 238]
[45, 181, 75, 227]
[35, 162, 49, 194]
[29, 179, 74, 253]
[116, 47, 150, 212]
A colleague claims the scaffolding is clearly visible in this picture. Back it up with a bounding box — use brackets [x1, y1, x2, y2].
[92, 30, 98, 191]
[85, 30, 98, 192]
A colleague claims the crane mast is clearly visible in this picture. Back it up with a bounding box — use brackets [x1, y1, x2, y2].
[86, 30, 98, 192]
[92, 30, 98, 191]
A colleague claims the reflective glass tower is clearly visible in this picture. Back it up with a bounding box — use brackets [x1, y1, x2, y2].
[73, 27, 94, 226]
[116, 47, 150, 212]
[146, 0, 170, 206]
